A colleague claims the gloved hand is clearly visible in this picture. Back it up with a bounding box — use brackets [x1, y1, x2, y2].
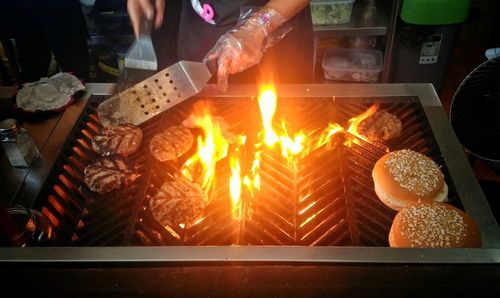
[204, 7, 292, 91]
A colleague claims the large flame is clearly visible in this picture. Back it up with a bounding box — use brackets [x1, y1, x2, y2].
[229, 136, 249, 221]
[243, 150, 261, 194]
[229, 154, 242, 220]
[258, 86, 279, 147]
[257, 86, 306, 160]
[317, 122, 344, 148]
[279, 120, 306, 159]
[230, 136, 262, 221]
[181, 105, 230, 191]
[178, 87, 383, 222]
[344, 103, 379, 147]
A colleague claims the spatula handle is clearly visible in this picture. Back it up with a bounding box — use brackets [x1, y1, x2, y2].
[204, 57, 218, 76]
[138, 19, 152, 38]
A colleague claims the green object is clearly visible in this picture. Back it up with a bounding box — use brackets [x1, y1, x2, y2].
[400, 0, 470, 25]
[310, 0, 356, 25]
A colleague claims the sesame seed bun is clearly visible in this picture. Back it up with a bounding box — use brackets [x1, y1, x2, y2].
[389, 201, 481, 248]
[372, 149, 448, 211]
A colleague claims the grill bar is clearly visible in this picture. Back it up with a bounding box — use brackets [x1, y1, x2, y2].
[33, 93, 463, 248]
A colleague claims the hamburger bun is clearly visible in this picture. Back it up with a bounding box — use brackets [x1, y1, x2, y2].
[372, 149, 448, 210]
[389, 201, 481, 248]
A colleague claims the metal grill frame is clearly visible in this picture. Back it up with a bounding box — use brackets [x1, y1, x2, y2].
[2, 83, 500, 264]
[32, 95, 454, 247]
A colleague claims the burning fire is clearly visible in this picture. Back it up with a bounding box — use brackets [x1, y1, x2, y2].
[243, 150, 262, 194]
[229, 154, 242, 219]
[180, 87, 381, 221]
[258, 86, 280, 147]
[317, 122, 344, 148]
[181, 104, 230, 192]
[229, 136, 246, 220]
[257, 85, 306, 159]
[279, 121, 306, 159]
[344, 103, 379, 147]
[228, 86, 310, 220]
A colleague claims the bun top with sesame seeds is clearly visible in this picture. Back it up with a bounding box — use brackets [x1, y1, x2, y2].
[373, 149, 446, 204]
[389, 201, 481, 248]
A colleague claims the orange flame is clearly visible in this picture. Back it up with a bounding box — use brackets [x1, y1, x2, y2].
[181, 105, 230, 191]
[258, 85, 279, 147]
[279, 120, 306, 160]
[243, 150, 262, 194]
[317, 123, 344, 148]
[229, 154, 242, 220]
[229, 136, 247, 220]
[257, 86, 306, 160]
[178, 87, 384, 222]
[344, 103, 379, 146]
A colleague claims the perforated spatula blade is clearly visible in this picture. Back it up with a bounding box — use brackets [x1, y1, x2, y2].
[97, 60, 213, 126]
[124, 20, 157, 71]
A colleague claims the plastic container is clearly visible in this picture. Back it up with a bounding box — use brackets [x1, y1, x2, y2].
[322, 48, 383, 82]
[310, 0, 356, 25]
[348, 36, 377, 49]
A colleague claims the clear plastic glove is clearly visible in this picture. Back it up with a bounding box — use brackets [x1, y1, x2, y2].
[204, 7, 292, 91]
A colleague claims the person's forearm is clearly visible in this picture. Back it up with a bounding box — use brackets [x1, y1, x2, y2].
[264, 0, 310, 20]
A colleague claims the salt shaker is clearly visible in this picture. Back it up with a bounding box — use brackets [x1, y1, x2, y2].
[0, 118, 39, 168]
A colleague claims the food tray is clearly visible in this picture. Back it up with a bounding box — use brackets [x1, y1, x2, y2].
[322, 48, 383, 82]
[310, 0, 356, 25]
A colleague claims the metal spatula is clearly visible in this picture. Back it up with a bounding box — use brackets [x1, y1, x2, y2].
[97, 60, 215, 126]
[124, 20, 157, 71]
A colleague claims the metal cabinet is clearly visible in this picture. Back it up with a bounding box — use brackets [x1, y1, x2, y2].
[312, 0, 401, 82]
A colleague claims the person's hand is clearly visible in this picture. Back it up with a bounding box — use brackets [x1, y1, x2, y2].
[204, 8, 291, 91]
[127, 0, 165, 37]
[204, 22, 267, 92]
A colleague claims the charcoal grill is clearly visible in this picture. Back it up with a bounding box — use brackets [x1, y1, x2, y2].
[2, 83, 500, 264]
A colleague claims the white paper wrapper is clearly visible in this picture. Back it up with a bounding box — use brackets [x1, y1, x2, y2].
[16, 72, 86, 112]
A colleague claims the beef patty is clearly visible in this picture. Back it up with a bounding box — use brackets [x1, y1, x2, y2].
[84, 155, 140, 193]
[149, 125, 194, 162]
[92, 124, 142, 157]
[359, 110, 402, 142]
[149, 176, 206, 227]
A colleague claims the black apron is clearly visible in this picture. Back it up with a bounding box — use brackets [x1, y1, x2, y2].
[177, 0, 314, 84]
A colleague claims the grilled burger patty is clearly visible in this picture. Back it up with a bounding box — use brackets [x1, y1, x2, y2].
[92, 124, 143, 157]
[149, 125, 194, 162]
[149, 177, 206, 227]
[84, 155, 140, 193]
[359, 110, 402, 142]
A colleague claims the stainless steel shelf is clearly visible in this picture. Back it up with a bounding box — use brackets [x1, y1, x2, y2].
[312, 0, 401, 83]
[313, 0, 390, 37]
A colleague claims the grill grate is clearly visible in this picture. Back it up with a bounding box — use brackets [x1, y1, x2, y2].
[35, 95, 458, 246]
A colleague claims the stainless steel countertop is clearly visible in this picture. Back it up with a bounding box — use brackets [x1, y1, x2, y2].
[2, 83, 500, 264]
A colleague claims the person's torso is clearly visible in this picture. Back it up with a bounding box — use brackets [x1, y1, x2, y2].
[177, 0, 314, 83]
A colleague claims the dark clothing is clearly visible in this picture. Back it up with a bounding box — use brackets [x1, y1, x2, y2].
[0, 0, 89, 82]
[176, 0, 314, 84]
